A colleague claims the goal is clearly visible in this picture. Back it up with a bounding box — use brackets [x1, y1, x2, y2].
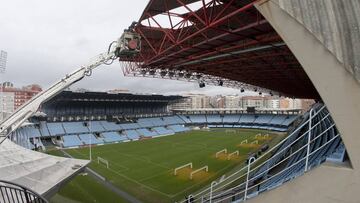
[225, 129, 236, 133]
[97, 157, 109, 168]
[215, 149, 227, 158]
[227, 150, 239, 160]
[174, 162, 193, 175]
[190, 166, 208, 180]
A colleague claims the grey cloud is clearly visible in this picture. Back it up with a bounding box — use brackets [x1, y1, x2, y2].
[0, 0, 242, 96]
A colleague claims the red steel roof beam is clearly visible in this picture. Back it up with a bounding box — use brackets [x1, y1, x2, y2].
[142, 1, 256, 66]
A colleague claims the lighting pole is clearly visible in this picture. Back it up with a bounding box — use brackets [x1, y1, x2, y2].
[89, 119, 92, 161]
[0, 50, 7, 122]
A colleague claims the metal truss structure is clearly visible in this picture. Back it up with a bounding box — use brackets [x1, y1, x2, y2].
[121, 0, 320, 99]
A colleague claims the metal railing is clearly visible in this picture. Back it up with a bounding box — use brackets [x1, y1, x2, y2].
[0, 180, 48, 203]
[180, 104, 340, 203]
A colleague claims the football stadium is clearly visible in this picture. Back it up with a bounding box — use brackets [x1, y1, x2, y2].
[1, 1, 359, 203]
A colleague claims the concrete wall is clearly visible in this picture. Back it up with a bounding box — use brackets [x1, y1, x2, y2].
[278, 0, 360, 83]
[252, 0, 360, 202]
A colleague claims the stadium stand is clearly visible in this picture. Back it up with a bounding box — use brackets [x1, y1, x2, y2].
[100, 121, 121, 131]
[39, 122, 51, 137]
[183, 104, 344, 203]
[153, 127, 174, 135]
[63, 135, 83, 148]
[62, 122, 89, 134]
[101, 132, 126, 143]
[46, 122, 65, 136]
[120, 123, 140, 130]
[12, 113, 298, 149]
[223, 114, 241, 123]
[78, 134, 103, 145]
[137, 128, 158, 137]
[89, 121, 106, 132]
[188, 115, 207, 123]
[125, 130, 140, 140]
[206, 115, 222, 123]
[168, 125, 190, 133]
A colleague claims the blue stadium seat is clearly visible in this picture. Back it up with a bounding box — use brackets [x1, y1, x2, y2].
[63, 135, 83, 147]
[168, 125, 190, 132]
[206, 115, 222, 123]
[102, 132, 127, 143]
[125, 130, 140, 140]
[62, 122, 89, 134]
[78, 133, 103, 145]
[153, 127, 174, 135]
[137, 128, 158, 137]
[46, 122, 66, 136]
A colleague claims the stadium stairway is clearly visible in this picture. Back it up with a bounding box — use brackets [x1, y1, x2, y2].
[180, 104, 346, 203]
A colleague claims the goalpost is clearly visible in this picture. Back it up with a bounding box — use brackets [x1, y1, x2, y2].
[190, 166, 208, 180]
[227, 150, 239, 160]
[255, 133, 262, 138]
[251, 140, 259, 144]
[174, 162, 193, 175]
[215, 149, 227, 158]
[241, 139, 248, 144]
[97, 157, 109, 168]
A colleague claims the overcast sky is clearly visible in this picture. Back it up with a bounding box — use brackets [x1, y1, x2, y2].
[0, 0, 248, 96]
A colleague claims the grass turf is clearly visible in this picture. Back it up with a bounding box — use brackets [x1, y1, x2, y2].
[50, 173, 130, 203]
[54, 128, 284, 203]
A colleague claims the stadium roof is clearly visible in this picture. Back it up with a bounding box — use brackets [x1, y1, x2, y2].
[128, 0, 320, 99]
[45, 91, 184, 103]
[0, 139, 89, 196]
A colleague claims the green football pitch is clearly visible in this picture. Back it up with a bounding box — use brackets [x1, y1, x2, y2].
[55, 128, 285, 203]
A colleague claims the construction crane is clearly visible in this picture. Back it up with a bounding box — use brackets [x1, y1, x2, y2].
[0, 23, 141, 144]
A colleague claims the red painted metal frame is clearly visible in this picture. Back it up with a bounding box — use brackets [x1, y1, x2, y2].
[126, 0, 320, 99]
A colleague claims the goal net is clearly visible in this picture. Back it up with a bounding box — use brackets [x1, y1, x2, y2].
[174, 163, 193, 175]
[97, 157, 109, 168]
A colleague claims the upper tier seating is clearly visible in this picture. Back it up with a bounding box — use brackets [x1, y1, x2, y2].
[62, 122, 89, 134]
[46, 123, 65, 136]
[254, 114, 274, 124]
[239, 114, 256, 123]
[188, 115, 207, 123]
[177, 115, 192, 123]
[222, 115, 241, 123]
[163, 116, 185, 125]
[100, 121, 121, 131]
[89, 121, 106, 132]
[120, 123, 141, 130]
[206, 115, 222, 123]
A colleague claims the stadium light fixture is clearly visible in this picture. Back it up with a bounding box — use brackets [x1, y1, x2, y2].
[218, 80, 223, 86]
[149, 69, 156, 75]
